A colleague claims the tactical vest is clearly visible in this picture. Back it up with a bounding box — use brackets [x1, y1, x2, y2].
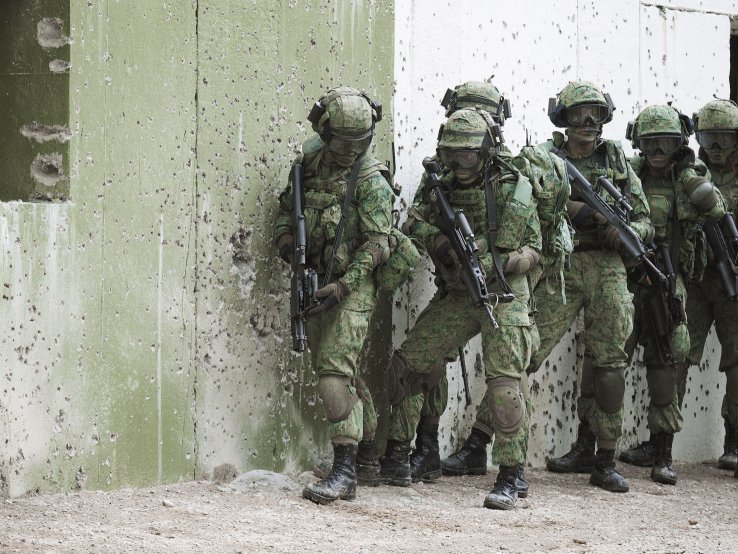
[631, 154, 705, 279]
[545, 134, 632, 249]
[294, 134, 391, 277]
[700, 149, 738, 212]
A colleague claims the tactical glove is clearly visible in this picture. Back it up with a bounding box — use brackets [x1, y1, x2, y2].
[602, 225, 621, 251]
[504, 246, 540, 275]
[433, 234, 460, 268]
[566, 200, 607, 230]
[275, 233, 294, 264]
[304, 279, 351, 317]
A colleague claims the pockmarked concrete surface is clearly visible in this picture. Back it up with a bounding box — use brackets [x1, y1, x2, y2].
[1, 464, 736, 553]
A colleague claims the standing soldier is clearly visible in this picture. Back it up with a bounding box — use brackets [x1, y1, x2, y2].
[621, 100, 738, 477]
[533, 82, 654, 493]
[273, 87, 395, 504]
[690, 100, 738, 478]
[620, 105, 726, 485]
[381, 107, 542, 510]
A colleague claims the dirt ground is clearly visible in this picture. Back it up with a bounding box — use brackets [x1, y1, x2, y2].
[1, 463, 736, 554]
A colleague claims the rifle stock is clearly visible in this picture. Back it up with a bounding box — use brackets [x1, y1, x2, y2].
[704, 213, 738, 300]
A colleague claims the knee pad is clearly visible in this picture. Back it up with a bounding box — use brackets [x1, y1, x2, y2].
[646, 366, 677, 407]
[726, 368, 738, 405]
[318, 375, 359, 422]
[486, 376, 525, 434]
[593, 367, 625, 414]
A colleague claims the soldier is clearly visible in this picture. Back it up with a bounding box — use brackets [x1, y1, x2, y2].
[529, 82, 654, 493]
[380, 107, 542, 510]
[619, 105, 726, 485]
[273, 87, 395, 504]
[691, 100, 738, 478]
[405, 80, 513, 485]
[621, 100, 738, 477]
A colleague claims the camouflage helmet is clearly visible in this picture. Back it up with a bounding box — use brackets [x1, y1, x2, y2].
[307, 86, 382, 140]
[441, 80, 511, 125]
[693, 99, 738, 131]
[437, 108, 503, 155]
[626, 104, 691, 143]
[548, 81, 615, 127]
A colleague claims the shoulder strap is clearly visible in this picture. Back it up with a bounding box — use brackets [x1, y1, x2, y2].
[323, 156, 365, 285]
[484, 167, 514, 294]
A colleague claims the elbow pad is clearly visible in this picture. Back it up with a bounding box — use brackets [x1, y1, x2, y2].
[360, 233, 392, 269]
[684, 177, 718, 212]
[504, 245, 541, 275]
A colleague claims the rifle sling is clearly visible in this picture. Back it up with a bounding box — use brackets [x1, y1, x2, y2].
[323, 155, 365, 286]
[484, 168, 514, 295]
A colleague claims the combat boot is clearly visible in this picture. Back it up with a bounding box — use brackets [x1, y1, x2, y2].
[303, 443, 357, 504]
[650, 432, 677, 485]
[546, 422, 596, 473]
[515, 465, 529, 498]
[409, 419, 442, 483]
[717, 420, 738, 470]
[380, 439, 412, 487]
[589, 448, 629, 493]
[441, 427, 490, 476]
[483, 465, 520, 510]
[619, 435, 655, 467]
[356, 439, 381, 487]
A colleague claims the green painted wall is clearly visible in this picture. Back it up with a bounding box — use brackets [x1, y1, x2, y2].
[0, 0, 70, 201]
[0, 0, 394, 497]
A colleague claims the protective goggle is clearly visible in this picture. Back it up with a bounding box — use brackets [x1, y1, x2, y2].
[637, 135, 682, 157]
[327, 134, 373, 156]
[566, 104, 611, 126]
[438, 148, 484, 170]
[696, 130, 738, 150]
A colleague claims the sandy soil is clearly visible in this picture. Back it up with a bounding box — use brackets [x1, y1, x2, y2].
[1, 463, 736, 554]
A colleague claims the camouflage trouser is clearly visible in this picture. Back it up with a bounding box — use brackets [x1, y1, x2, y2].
[687, 265, 738, 429]
[306, 276, 378, 444]
[531, 250, 634, 449]
[625, 273, 689, 435]
[387, 290, 534, 466]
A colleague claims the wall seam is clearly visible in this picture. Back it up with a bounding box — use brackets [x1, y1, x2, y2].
[191, 0, 201, 481]
[641, 2, 736, 16]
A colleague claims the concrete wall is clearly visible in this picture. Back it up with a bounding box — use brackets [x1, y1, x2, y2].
[1, 0, 736, 498]
[0, 0, 394, 497]
[394, 0, 736, 466]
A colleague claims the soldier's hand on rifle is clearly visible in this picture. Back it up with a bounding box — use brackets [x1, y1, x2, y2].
[304, 279, 351, 316]
[505, 246, 540, 275]
[276, 233, 295, 264]
[433, 234, 460, 269]
[602, 224, 621, 251]
[566, 200, 605, 230]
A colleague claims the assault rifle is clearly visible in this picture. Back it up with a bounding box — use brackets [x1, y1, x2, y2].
[552, 153, 666, 284]
[703, 213, 738, 300]
[290, 163, 319, 352]
[645, 243, 686, 365]
[422, 158, 514, 330]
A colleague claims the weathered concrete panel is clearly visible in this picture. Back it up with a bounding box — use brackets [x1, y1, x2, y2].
[1, 0, 198, 495]
[0, 0, 70, 201]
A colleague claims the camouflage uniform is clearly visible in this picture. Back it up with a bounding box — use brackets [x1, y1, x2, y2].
[382, 108, 541, 510]
[539, 82, 654, 494]
[274, 87, 394, 504]
[617, 105, 726, 485]
[686, 99, 738, 472]
[535, 132, 652, 447]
